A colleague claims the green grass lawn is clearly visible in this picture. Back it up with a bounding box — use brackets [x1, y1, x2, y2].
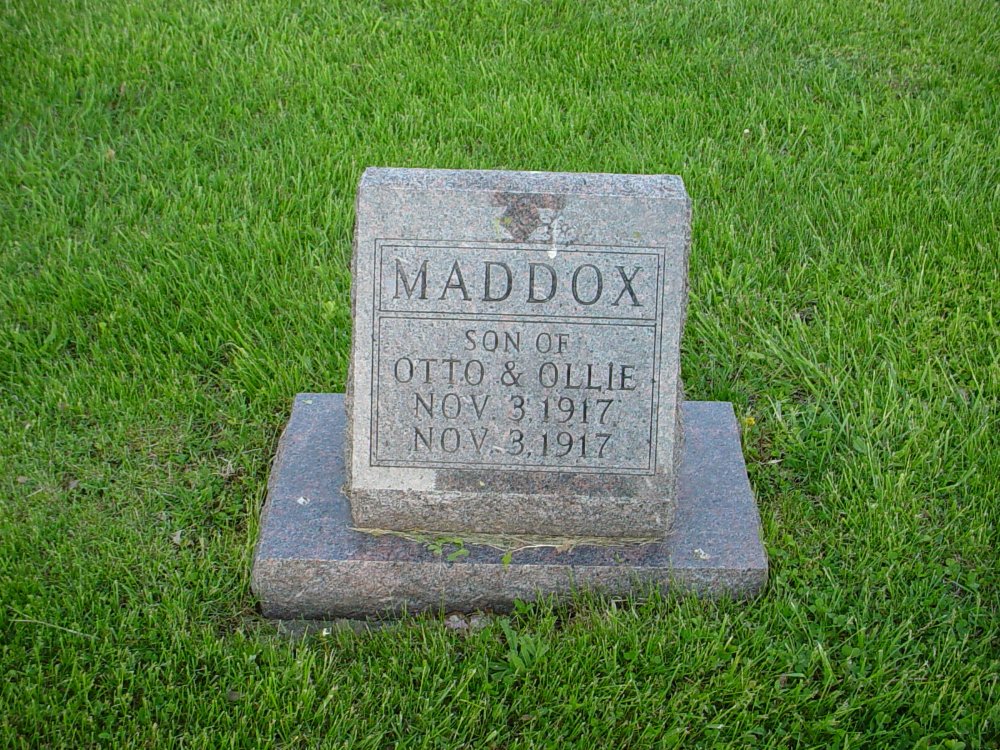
[2, 0, 998, 746]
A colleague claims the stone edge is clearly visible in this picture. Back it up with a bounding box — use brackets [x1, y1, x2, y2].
[359, 167, 689, 200]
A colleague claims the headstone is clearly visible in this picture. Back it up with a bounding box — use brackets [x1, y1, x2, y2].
[345, 169, 689, 538]
[252, 168, 767, 619]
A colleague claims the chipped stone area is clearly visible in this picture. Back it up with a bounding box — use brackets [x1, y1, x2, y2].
[353, 527, 660, 555]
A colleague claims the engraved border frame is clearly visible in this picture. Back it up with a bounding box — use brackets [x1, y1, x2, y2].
[368, 239, 667, 476]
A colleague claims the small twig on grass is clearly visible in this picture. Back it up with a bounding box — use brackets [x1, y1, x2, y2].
[12, 618, 97, 640]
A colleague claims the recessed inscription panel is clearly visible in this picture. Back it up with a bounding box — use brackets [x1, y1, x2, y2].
[371, 316, 659, 473]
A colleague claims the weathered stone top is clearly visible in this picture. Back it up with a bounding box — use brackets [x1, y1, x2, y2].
[344, 168, 691, 538]
[360, 167, 689, 200]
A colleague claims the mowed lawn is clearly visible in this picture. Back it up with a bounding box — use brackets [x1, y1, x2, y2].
[1, 0, 998, 746]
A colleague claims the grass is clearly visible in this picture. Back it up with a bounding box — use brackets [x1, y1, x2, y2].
[1, 0, 998, 745]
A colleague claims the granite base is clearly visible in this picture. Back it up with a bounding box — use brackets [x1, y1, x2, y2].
[251, 394, 767, 619]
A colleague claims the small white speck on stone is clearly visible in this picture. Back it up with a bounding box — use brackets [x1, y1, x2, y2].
[443, 614, 469, 631]
[468, 613, 491, 631]
[693, 548, 711, 560]
[546, 248, 558, 259]
[296, 496, 311, 506]
[304, 399, 313, 404]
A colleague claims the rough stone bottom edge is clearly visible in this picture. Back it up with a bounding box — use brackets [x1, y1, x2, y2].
[253, 561, 766, 621]
[251, 394, 768, 619]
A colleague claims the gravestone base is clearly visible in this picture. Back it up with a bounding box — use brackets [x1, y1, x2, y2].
[252, 394, 767, 620]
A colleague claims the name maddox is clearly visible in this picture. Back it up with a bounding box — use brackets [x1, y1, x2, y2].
[378, 245, 661, 318]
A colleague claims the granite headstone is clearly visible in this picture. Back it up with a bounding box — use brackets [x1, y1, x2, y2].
[251, 168, 767, 618]
[345, 169, 690, 538]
